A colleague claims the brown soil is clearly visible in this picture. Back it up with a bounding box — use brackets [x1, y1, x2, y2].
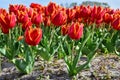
[0, 54, 120, 80]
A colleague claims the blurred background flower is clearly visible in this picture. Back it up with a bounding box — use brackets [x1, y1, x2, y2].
[0, 0, 120, 9]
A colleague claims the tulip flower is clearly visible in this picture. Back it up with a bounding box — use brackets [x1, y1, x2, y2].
[80, 5, 91, 18]
[27, 8, 34, 17]
[112, 18, 120, 30]
[91, 6, 106, 24]
[68, 22, 83, 40]
[31, 11, 43, 25]
[0, 12, 16, 34]
[9, 4, 19, 14]
[44, 17, 51, 26]
[22, 19, 32, 30]
[66, 8, 76, 23]
[30, 3, 43, 13]
[9, 4, 27, 14]
[17, 11, 29, 23]
[46, 2, 59, 16]
[24, 26, 42, 46]
[0, 25, 9, 34]
[103, 13, 113, 24]
[51, 11, 67, 26]
[30, 3, 42, 9]
[0, 8, 7, 16]
[61, 24, 70, 36]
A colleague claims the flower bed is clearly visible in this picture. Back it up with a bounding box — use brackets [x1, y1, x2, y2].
[0, 1, 120, 79]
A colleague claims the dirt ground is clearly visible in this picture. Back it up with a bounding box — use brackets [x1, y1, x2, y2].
[0, 54, 120, 80]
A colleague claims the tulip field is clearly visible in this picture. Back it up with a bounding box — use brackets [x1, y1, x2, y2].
[0, 1, 120, 80]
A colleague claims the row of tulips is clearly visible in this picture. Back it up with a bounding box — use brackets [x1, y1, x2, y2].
[0, 2, 120, 77]
[0, 2, 120, 34]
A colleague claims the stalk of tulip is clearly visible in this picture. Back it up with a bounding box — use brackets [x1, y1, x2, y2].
[37, 26, 61, 61]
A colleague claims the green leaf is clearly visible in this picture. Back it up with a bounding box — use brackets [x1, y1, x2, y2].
[111, 31, 118, 43]
[72, 51, 82, 70]
[82, 46, 90, 55]
[12, 59, 34, 74]
[0, 47, 6, 56]
[0, 46, 13, 60]
[62, 42, 70, 55]
[38, 48, 51, 61]
[14, 42, 19, 50]
[105, 41, 115, 52]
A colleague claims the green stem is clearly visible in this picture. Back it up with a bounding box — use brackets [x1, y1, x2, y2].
[0, 30, 2, 72]
[68, 30, 92, 76]
[76, 33, 108, 73]
[0, 54, 1, 72]
[80, 31, 92, 51]
[49, 27, 54, 47]
[71, 40, 75, 62]
[19, 23, 22, 36]
[91, 23, 95, 40]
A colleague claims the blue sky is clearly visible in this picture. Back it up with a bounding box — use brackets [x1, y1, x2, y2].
[0, 0, 119, 9]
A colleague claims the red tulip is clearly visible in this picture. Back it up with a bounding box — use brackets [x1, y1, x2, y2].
[112, 18, 120, 30]
[9, 4, 19, 14]
[24, 26, 42, 46]
[31, 12, 43, 25]
[9, 4, 27, 14]
[80, 5, 91, 18]
[44, 17, 51, 26]
[30, 3, 43, 13]
[30, 3, 42, 9]
[0, 24, 9, 34]
[17, 11, 29, 23]
[0, 14, 9, 34]
[74, 6, 81, 20]
[22, 19, 32, 30]
[0, 12, 16, 29]
[91, 6, 106, 24]
[46, 2, 58, 15]
[68, 22, 83, 40]
[61, 24, 70, 36]
[27, 8, 34, 17]
[103, 13, 113, 24]
[0, 8, 7, 16]
[51, 11, 67, 26]
[66, 8, 76, 23]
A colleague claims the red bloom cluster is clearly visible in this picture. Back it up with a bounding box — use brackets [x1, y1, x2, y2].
[0, 2, 120, 45]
